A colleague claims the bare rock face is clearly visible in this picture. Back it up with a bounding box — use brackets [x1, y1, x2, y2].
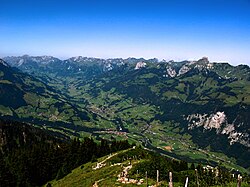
[169, 57, 214, 77]
[198, 57, 209, 63]
[104, 63, 113, 71]
[178, 65, 191, 76]
[17, 59, 24, 66]
[207, 111, 226, 129]
[187, 112, 226, 130]
[206, 63, 214, 70]
[135, 62, 147, 70]
[166, 67, 177, 77]
[221, 124, 235, 134]
[187, 112, 250, 147]
[0, 59, 9, 67]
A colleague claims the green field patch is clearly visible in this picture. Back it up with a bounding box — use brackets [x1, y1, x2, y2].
[0, 79, 12, 84]
[0, 105, 13, 116]
[23, 93, 39, 106]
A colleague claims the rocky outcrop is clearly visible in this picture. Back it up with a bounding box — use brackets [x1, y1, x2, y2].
[166, 67, 177, 77]
[187, 111, 226, 130]
[135, 62, 147, 70]
[178, 65, 191, 76]
[0, 59, 9, 67]
[187, 112, 250, 147]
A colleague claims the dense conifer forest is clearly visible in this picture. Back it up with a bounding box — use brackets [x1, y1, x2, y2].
[0, 119, 131, 186]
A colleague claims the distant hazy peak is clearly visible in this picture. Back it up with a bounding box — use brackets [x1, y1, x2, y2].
[197, 56, 209, 63]
[3, 55, 250, 69]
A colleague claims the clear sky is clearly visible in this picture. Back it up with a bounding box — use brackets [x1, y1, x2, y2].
[0, 0, 250, 65]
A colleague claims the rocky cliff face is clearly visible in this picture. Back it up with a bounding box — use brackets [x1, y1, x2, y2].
[187, 111, 250, 147]
[0, 59, 9, 67]
[164, 57, 216, 77]
[135, 62, 147, 70]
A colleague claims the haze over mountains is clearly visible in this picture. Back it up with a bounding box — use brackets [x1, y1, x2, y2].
[1, 55, 250, 175]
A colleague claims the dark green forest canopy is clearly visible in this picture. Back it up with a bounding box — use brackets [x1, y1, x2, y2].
[0, 119, 131, 186]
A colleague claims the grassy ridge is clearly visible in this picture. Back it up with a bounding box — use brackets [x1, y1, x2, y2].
[47, 148, 250, 187]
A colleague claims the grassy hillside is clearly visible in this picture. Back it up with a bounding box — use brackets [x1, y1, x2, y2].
[47, 147, 250, 187]
[0, 59, 93, 138]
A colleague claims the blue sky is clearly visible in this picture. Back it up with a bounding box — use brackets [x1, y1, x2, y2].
[0, 0, 250, 65]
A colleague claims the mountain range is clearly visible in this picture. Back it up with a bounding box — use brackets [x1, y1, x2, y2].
[1, 55, 250, 173]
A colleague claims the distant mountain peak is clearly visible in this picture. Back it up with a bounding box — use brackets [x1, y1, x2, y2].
[22, 54, 30, 58]
[197, 56, 209, 63]
[164, 57, 214, 77]
[71, 56, 84, 61]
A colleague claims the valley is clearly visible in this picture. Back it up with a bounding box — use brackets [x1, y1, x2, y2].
[1, 56, 250, 177]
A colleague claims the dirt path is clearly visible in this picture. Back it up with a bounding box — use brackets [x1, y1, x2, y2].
[92, 148, 133, 186]
[92, 179, 104, 187]
[117, 162, 144, 185]
[92, 152, 118, 170]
